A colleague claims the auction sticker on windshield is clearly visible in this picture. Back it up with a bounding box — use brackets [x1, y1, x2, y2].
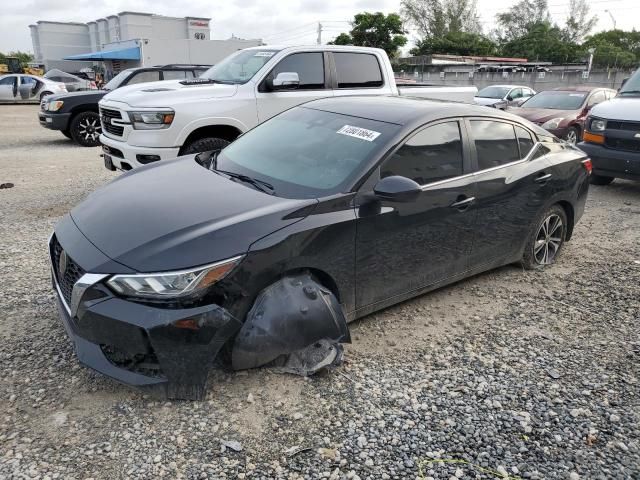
[337, 125, 381, 142]
[254, 52, 276, 57]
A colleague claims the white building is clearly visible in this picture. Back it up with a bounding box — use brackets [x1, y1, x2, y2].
[29, 12, 262, 74]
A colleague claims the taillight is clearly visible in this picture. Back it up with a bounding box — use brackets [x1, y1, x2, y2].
[582, 158, 593, 175]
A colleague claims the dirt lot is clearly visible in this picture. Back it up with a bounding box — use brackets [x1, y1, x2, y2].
[0, 105, 639, 480]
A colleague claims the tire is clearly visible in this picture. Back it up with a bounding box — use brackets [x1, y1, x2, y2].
[180, 137, 230, 155]
[69, 111, 101, 147]
[61, 129, 72, 139]
[590, 174, 614, 186]
[565, 126, 581, 145]
[521, 204, 568, 270]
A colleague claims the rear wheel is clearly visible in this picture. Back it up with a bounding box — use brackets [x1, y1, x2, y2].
[590, 174, 614, 186]
[69, 111, 101, 147]
[180, 137, 230, 155]
[522, 205, 567, 270]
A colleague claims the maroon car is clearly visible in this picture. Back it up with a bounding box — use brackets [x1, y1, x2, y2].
[508, 87, 617, 144]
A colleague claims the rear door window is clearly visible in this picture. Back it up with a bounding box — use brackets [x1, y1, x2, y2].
[162, 70, 187, 80]
[271, 52, 325, 90]
[470, 120, 520, 170]
[515, 126, 535, 158]
[382, 121, 464, 185]
[333, 52, 384, 88]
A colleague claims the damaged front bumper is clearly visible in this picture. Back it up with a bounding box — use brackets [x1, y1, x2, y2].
[49, 234, 242, 400]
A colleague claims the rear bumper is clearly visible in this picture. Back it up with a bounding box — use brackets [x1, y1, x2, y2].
[99, 134, 181, 171]
[39, 111, 71, 131]
[577, 142, 640, 181]
[49, 229, 242, 399]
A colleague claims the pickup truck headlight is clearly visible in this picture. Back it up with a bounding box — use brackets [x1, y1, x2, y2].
[541, 118, 564, 129]
[589, 118, 606, 132]
[128, 110, 175, 130]
[46, 100, 64, 111]
[107, 255, 242, 299]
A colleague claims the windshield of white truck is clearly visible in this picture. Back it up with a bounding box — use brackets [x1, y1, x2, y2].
[200, 49, 281, 85]
[619, 69, 640, 96]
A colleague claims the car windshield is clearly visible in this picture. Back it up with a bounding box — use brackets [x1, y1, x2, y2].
[619, 69, 640, 95]
[200, 49, 280, 84]
[103, 69, 135, 90]
[214, 107, 400, 199]
[477, 86, 510, 99]
[521, 91, 587, 110]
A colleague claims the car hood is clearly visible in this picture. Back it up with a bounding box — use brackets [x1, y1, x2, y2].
[102, 80, 238, 107]
[44, 89, 106, 102]
[590, 97, 640, 121]
[474, 97, 501, 106]
[70, 157, 317, 272]
[508, 107, 576, 123]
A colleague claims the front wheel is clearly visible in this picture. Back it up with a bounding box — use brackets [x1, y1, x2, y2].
[590, 174, 614, 186]
[180, 137, 230, 155]
[69, 111, 101, 147]
[521, 205, 567, 270]
[565, 126, 581, 145]
[61, 129, 72, 139]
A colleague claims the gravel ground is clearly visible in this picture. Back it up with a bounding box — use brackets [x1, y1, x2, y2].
[0, 105, 639, 480]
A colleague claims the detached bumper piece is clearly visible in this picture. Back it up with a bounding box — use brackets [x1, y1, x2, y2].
[50, 235, 242, 400]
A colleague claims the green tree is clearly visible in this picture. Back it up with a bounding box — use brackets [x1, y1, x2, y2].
[496, 0, 550, 41]
[563, 0, 597, 43]
[4, 51, 34, 64]
[401, 0, 481, 38]
[501, 22, 582, 63]
[411, 31, 497, 56]
[329, 12, 407, 58]
[583, 30, 640, 67]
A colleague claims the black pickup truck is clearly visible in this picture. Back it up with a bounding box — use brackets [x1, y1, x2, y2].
[38, 64, 210, 147]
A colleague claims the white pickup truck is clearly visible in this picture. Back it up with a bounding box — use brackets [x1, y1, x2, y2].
[99, 45, 477, 171]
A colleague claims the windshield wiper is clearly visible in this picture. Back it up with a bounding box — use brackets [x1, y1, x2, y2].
[179, 78, 234, 85]
[207, 151, 275, 194]
[619, 90, 640, 95]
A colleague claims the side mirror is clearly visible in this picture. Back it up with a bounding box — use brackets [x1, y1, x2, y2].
[506, 95, 513, 101]
[373, 175, 421, 203]
[272, 72, 300, 90]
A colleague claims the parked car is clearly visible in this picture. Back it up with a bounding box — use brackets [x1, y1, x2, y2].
[578, 68, 640, 185]
[0, 73, 66, 102]
[507, 87, 617, 144]
[38, 64, 210, 147]
[45, 69, 97, 92]
[50, 96, 591, 398]
[474, 85, 536, 109]
[98, 45, 478, 171]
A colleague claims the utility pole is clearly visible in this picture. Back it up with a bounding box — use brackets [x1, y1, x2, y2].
[604, 10, 617, 30]
[317, 23, 323, 45]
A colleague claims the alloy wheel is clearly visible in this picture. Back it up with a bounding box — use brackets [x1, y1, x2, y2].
[566, 130, 578, 145]
[79, 117, 101, 142]
[534, 214, 564, 265]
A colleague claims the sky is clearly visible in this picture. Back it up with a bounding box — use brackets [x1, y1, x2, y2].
[1, 0, 638, 54]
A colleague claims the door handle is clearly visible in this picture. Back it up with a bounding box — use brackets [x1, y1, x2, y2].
[535, 173, 552, 183]
[450, 196, 475, 210]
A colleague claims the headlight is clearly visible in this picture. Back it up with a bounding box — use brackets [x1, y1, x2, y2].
[47, 100, 64, 111]
[541, 118, 564, 129]
[107, 255, 243, 299]
[128, 110, 175, 130]
[590, 118, 606, 132]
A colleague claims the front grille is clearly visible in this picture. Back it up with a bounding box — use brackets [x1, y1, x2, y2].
[607, 120, 640, 132]
[51, 235, 85, 306]
[100, 107, 124, 137]
[605, 137, 640, 153]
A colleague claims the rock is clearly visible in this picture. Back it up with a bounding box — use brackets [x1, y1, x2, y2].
[220, 440, 242, 452]
[609, 413, 620, 423]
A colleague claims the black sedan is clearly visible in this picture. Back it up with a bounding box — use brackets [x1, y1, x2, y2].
[50, 96, 592, 399]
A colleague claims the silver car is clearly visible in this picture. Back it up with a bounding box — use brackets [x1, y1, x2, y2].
[0, 74, 67, 102]
[474, 85, 536, 110]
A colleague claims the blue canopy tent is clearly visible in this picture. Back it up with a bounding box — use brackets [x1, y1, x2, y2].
[63, 46, 140, 61]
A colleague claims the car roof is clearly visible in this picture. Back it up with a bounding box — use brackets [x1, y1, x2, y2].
[303, 95, 530, 127]
[480, 84, 529, 88]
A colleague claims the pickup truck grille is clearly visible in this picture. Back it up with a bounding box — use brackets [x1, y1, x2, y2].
[605, 137, 640, 153]
[100, 107, 125, 137]
[607, 120, 640, 132]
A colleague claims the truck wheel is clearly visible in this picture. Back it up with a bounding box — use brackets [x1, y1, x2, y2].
[521, 204, 567, 270]
[181, 137, 230, 155]
[61, 129, 72, 139]
[69, 112, 101, 147]
[590, 174, 614, 186]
